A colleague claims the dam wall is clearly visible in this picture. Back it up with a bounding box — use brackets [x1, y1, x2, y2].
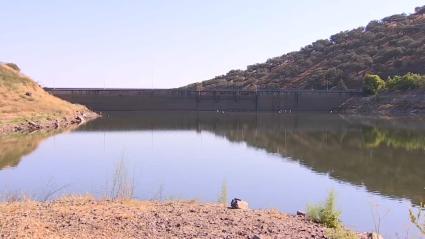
[45, 88, 361, 112]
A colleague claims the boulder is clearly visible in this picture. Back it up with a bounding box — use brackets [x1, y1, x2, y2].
[230, 198, 249, 209]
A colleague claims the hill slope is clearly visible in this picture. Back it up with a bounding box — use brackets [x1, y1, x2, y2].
[0, 63, 97, 133]
[184, 6, 425, 91]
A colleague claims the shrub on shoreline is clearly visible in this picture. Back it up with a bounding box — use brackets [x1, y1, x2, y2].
[306, 191, 341, 228]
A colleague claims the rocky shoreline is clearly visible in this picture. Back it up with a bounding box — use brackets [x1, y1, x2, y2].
[0, 111, 99, 135]
[0, 197, 378, 239]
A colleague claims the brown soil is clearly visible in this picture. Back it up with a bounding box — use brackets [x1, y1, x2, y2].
[0, 197, 332, 239]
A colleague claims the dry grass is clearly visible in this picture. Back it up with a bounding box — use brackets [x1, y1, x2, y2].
[0, 63, 89, 126]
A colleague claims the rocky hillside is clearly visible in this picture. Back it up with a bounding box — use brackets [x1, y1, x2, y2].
[184, 6, 425, 91]
[0, 63, 97, 134]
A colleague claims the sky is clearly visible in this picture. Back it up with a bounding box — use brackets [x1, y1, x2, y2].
[1, 0, 424, 88]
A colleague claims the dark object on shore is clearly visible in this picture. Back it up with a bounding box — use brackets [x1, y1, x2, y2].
[366, 232, 384, 239]
[251, 235, 270, 239]
[25, 92, 32, 97]
[296, 210, 306, 216]
[72, 115, 85, 125]
[26, 120, 41, 130]
[230, 198, 249, 209]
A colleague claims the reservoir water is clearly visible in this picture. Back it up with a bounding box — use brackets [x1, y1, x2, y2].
[0, 112, 424, 238]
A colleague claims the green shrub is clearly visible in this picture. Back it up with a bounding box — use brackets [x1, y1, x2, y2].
[387, 73, 425, 90]
[307, 191, 341, 228]
[363, 74, 386, 95]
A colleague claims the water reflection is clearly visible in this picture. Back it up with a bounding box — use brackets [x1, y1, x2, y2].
[0, 132, 58, 170]
[1, 112, 424, 205]
[77, 112, 425, 205]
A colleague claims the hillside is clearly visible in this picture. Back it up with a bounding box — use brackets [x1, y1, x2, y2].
[184, 6, 425, 91]
[0, 63, 97, 134]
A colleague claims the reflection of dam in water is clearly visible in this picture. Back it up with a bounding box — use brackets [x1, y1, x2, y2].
[77, 112, 425, 205]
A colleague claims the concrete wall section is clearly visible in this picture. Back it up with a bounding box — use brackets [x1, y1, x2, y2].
[45, 88, 361, 112]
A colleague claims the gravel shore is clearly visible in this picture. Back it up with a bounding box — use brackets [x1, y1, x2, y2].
[0, 197, 331, 239]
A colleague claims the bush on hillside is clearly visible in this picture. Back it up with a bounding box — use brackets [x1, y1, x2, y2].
[387, 73, 425, 90]
[363, 74, 386, 95]
[5, 63, 21, 72]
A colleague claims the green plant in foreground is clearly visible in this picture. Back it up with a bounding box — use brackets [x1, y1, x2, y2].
[307, 191, 341, 228]
[363, 74, 386, 95]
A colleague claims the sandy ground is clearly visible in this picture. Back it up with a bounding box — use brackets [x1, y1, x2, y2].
[0, 197, 332, 239]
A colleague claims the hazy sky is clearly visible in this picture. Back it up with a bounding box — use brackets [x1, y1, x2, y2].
[1, 1, 424, 88]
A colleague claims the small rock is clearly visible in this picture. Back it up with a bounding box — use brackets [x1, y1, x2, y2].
[367, 232, 384, 239]
[74, 116, 85, 124]
[230, 198, 249, 209]
[25, 92, 32, 97]
[14, 126, 23, 131]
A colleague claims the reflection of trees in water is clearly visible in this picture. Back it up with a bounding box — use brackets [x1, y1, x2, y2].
[364, 127, 425, 151]
[0, 131, 63, 170]
[208, 121, 425, 205]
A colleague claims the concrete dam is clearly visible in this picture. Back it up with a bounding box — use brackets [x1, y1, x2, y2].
[45, 88, 361, 112]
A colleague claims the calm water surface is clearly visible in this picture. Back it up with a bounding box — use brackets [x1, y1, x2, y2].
[1, 112, 424, 238]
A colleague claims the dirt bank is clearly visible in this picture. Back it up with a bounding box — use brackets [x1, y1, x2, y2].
[339, 90, 425, 116]
[0, 197, 336, 239]
[0, 62, 99, 135]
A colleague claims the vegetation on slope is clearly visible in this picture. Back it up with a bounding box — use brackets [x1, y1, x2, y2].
[363, 73, 425, 95]
[0, 63, 96, 133]
[185, 6, 425, 91]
